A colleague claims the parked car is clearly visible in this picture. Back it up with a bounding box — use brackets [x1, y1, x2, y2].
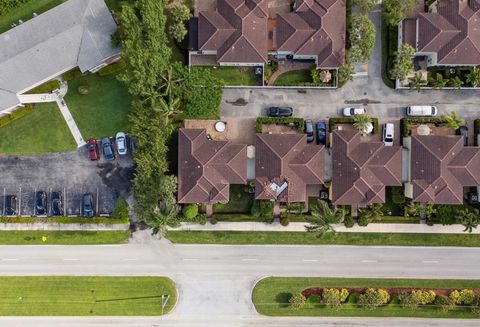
[82, 193, 94, 218]
[382, 123, 394, 146]
[87, 138, 100, 161]
[51, 191, 63, 216]
[266, 107, 293, 117]
[343, 107, 365, 116]
[101, 137, 115, 161]
[456, 125, 468, 146]
[316, 121, 327, 145]
[115, 132, 127, 156]
[4, 195, 16, 216]
[305, 119, 314, 143]
[406, 105, 437, 116]
[35, 191, 47, 215]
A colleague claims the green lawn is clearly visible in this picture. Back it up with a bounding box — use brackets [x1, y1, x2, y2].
[253, 277, 480, 318]
[0, 231, 130, 245]
[166, 231, 480, 247]
[273, 69, 312, 86]
[0, 276, 176, 315]
[0, 103, 76, 155]
[0, 0, 62, 33]
[65, 73, 132, 139]
[198, 66, 262, 86]
[213, 185, 254, 213]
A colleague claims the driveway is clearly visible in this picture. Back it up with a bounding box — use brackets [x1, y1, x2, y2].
[0, 146, 134, 217]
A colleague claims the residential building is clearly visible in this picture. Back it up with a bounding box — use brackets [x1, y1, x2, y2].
[400, 0, 480, 67]
[405, 135, 480, 204]
[331, 130, 403, 206]
[189, 0, 346, 69]
[178, 128, 248, 204]
[255, 133, 324, 203]
[0, 0, 120, 114]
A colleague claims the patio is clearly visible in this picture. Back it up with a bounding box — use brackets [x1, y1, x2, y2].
[184, 118, 256, 145]
[410, 123, 455, 136]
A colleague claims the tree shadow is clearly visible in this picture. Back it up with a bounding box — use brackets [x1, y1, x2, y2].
[275, 292, 292, 308]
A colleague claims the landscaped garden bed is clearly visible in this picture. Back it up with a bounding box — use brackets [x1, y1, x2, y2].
[401, 117, 451, 137]
[253, 277, 480, 318]
[329, 117, 380, 134]
[273, 68, 337, 87]
[255, 117, 305, 133]
[195, 66, 262, 86]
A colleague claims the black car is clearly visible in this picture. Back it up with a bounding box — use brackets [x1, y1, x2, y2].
[51, 191, 63, 216]
[305, 119, 314, 143]
[35, 191, 47, 215]
[101, 137, 115, 161]
[316, 121, 327, 145]
[266, 107, 293, 117]
[4, 195, 17, 216]
[456, 126, 468, 146]
[82, 193, 94, 218]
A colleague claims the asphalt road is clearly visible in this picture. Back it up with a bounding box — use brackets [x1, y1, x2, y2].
[0, 231, 480, 326]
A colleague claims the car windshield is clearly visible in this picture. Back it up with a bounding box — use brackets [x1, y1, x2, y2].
[385, 137, 393, 142]
[350, 108, 355, 115]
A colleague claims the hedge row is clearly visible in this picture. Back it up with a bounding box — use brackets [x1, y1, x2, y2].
[98, 60, 127, 76]
[0, 104, 33, 128]
[329, 117, 379, 134]
[255, 117, 305, 133]
[0, 216, 128, 224]
[25, 80, 61, 94]
[401, 117, 450, 137]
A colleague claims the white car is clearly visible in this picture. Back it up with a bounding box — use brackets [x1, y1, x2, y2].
[115, 132, 127, 155]
[343, 107, 366, 116]
[383, 123, 394, 146]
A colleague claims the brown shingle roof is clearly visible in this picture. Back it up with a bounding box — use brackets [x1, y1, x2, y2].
[410, 135, 480, 204]
[255, 133, 324, 203]
[332, 130, 402, 206]
[198, 0, 268, 64]
[178, 128, 248, 204]
[415, 0, 480, 65]
[275, 0, 346, 68]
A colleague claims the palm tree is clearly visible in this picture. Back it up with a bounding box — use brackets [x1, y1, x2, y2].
[353, 114, 372, 133]
[466, 67, 480, 87]
[358, 203, 384, 226]
[450, 76, 464, 89]
[150, 200, 181, 236]
[409, 73, 427, 92]
[430, 73, 448, 89]
[456, 209, 480, 233]
[405, 202, 436, 219]
[442, 111, 465, 130]
[305, 199, 346, 236]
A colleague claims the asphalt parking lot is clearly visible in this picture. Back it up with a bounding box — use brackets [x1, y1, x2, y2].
[0, 143, 134, 217]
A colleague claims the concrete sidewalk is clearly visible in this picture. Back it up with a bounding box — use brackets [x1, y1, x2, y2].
[170, 221, 479, 234]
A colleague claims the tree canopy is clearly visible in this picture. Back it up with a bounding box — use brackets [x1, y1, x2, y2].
[382, 0, 417, 26]
[348, 14, 376, 63]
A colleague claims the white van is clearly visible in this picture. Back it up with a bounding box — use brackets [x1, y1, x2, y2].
[406, 105, 438, 117]
[383, 123, 394, 146]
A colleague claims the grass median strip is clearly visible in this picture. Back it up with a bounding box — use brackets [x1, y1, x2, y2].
[253, 277, 480, 318]
[0, 230, 130, 245]
[166, 231, 480, 247]
[0, 276, 176, 315]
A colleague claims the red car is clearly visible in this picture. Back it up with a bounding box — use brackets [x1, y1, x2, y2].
[87, 138, 100, 161]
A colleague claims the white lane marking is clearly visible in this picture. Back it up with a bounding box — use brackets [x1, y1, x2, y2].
[361, 260, 378, 263]
[241, 258, 258, 262]
[122, 258, 138, 261]
[302, 259, 318, 262]
[1, 258, 18, 261]
[183, 258, 200, 261]
[422, 260, 439, 264]
[62, 258, 79, 261]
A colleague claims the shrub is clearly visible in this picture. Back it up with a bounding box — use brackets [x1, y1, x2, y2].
[471, 295, 480, 315]
[196, 213, 207, 225]
[398, 292, 419, 309]
[210, 217, 218, 225]
[289, 292, 306, 310]
[0, 104, 33, 128]
[25, 80, 61, 94]
[287, 202, 306, 213]
[251, 200, 261, 217]
[63, 68, 82, 81]
[182, 204, 199, 220]
[322, 288, 350, 310]
[391, 187, 405, 204]
[98, 60, 127, 76]
[255, 117, 305, 133]
[280, 217, 290, 226]
[435, 295, 455, 312]
[329, 117, 379, 134]
[263, 216, 274, 224]
[252, 200, 274, 222]
[449, 290, 462, 305]
[112, 197, 129, 221]
[344, 215, 355, 228]
[412, 290, 436, 305]
[357, 288, 390, 309]
[459, 289, 475, 305]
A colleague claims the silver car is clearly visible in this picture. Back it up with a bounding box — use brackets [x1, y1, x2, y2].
[115, 132, 127, 155]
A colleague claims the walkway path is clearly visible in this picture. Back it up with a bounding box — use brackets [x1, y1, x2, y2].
[55, 96, 85, 147]
[171, 221, 479, 234]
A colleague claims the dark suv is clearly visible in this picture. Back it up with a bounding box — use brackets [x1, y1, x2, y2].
[266, 107, 293, 117]
[51, 192, 63, 216]
[4, 195, 17, 216]
[82, 193, 94, 218]
[35, 191, 47, 215]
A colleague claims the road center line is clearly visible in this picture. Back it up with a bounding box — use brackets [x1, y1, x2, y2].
[302, 259, 318, 262]
[241, 258, 258, 262]
[183, 258, 200, 261]
[361, 260, 378, 263]
[422, 260, 439, 264]
[1, 258, 18, 261]
[62, 258, 79, 261]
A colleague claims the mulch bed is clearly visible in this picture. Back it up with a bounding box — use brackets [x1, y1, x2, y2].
[303, 287, 480, 299]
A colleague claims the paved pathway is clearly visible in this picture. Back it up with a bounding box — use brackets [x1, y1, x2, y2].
[171, 221, 479, 234]
[55, 96, 85, 147]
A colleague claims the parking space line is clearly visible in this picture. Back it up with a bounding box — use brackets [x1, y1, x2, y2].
[63, 187, 66, 216]
[63, 258, 79, 261]
[2, 188, 5, 216]
[33, 188, 36, 216]
[18, 187, 21, 216]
